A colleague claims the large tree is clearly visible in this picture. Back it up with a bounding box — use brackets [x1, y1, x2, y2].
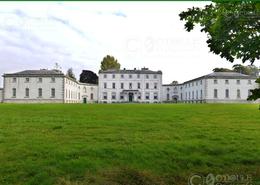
[180, 2, 260, 104]
[213, 68, 233, 72]
[213, 65, 259, 75]
[179, 1, 260, 64]
[79, 70, 98, 84]
[100, 55, 120, 71]
[247, 78, 260, 109]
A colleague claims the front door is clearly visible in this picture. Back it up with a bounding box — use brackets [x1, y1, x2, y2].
[83, 98, 87, 104]
[128, 93, 134, 102]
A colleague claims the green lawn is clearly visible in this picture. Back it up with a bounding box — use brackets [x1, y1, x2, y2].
[0, 104, 259, 185]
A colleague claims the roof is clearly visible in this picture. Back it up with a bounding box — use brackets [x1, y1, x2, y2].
[183, 72, 257, 84]
[3, 69, 64, 77]
[99, 68, 162, 74]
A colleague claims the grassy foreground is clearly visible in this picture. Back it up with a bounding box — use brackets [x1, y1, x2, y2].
[0, 104, 259, 185]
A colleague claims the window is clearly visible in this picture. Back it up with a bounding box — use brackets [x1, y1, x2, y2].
[12, 78, 17, 83]
[237, 89, 241, 99]
[196, 90, 198, 99]
[137, 74, 140, 78]
[38, 78, 42, 83]
[192, 82, 194, 86]
[237, 80, 240, 85]
[104, 83, 107, 89]
[145, 92, 150, 100]
[112, 74, 115, 79]
[196, 81, 198, 86]
[112, 92, 116, 100]
[51, 77, 55, 83]
[121, 83, 124, 89]
[25, 78, 29, 83]
[154, 93, 158, 100]
[214, 79, 218, 84]
[146, 83, 149, 89]
[225, 89, 229, 98]
[167, 94, 170, 100]
[189, 92, 190, 100]
[200, 90, 203, 99]
[138, 83, 141, 89]
[146, 74, 149, 79]
[180, 93, 183, 100]
[51, 88, 55, 98]
[129, 83, 132, 89]
[129, 74, 132, 79]
[200, 80, 202, 85]
[248, 80, 252, 84]
[25, 88, 29, 97]
[154, 83, 157, 89]
[112, 83, 116, 89]
[121, 74, 124, 78]
[103, 92, 107, 100]
[214, 89, 218, 98]
[120, 94, 124, 100]
[225, 80, 229, 84]
[38, 88, 42, 97]
[12, 88, 16, 97]
[192, 91, 194, 99]
[90, 93, 94, 100]
[153, 74, 157, 79]
[84, 87, 87, 93]
[104, 74, 107, 78]
[138, 95, 141, 99]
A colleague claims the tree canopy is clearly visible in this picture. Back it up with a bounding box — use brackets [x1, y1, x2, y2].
[66, 68, 76, 80]
[79, 70, 98, 84]
[100, 55, 121, 71]
[179, 2, 260, 64]
[213, 64, 259, 75]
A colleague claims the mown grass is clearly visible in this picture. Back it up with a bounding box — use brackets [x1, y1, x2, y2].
[0, 104, 259, 185]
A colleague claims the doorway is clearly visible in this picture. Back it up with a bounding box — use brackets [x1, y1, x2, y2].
[128, 93, 134, 102]
[83, 98, 87, 104]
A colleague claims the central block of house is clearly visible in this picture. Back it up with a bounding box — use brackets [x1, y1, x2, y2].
[98, 68, 163, 103]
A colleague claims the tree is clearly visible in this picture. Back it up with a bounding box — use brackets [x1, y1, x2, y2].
[171, 81, 179, 85]
[179, 2, 260, 64]
[232, 64, 259, 75]
[213, 68, 233, 72]
[79, 70, 98, 84]
[247, 78, 260, 109]
[66, 68, 76, 80]
[100, 55, 120, 70]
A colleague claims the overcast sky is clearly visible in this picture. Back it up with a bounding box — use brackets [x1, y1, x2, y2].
[0, 2, 257, 87]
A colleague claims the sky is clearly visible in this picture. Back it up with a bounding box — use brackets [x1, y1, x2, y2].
[0, 1, 257, 87]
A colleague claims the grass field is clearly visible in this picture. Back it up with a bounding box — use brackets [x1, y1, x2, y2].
[0, 104, 259, 185]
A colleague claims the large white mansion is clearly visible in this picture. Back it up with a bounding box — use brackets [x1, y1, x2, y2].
[0, 67, 258, 104]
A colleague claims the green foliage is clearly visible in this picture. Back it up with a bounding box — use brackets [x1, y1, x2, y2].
[213, 68, 233, 72]
[66, 68, 76, 80]
[213, 64, 259, 75]
[248, 77, 260, 101]
[100, 55, 121, 71]
[0, 104, 259, 185]
[179, 2, 260, 64]
[171, 81, 178, 85]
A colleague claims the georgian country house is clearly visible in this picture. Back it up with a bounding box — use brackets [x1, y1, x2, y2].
[98, 68, 163, 103]
[0, 68, 258, 104]
[2, 69, 98, 103]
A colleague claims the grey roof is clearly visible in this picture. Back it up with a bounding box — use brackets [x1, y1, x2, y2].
[3, 69, 64, 77]
[183, 72, 257, 84]
[99, 68, 162, 74]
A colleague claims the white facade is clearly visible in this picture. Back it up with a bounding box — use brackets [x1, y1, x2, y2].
[162, 72, 258, 103]
[98, 68, 162, 103]
[0, 70, 258, 104]
[2, 70, 98, 104]
[0, 88, 3, 103]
